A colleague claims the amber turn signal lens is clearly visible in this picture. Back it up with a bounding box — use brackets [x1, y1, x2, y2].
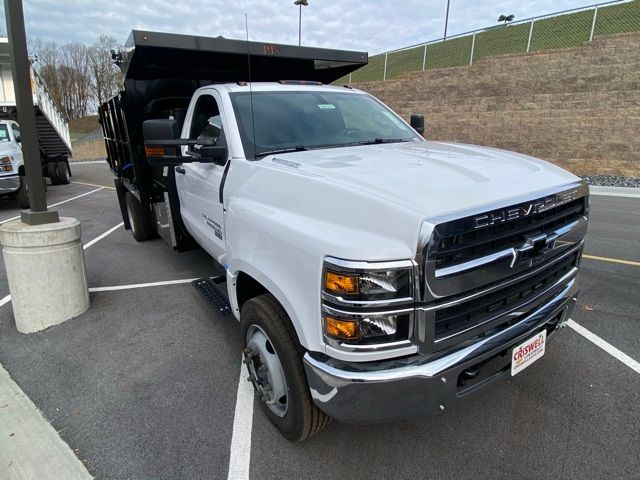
[324, 271, 358, 295]
[145, 145, 165, 156]
[325, 316, 360, 341]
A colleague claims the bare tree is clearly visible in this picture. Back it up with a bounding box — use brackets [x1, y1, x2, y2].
[87, 35, 121, 106]
[29, 36, 121, 120]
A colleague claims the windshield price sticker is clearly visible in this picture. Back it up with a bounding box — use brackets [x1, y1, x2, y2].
[317, 104, 336, 109]
[511, 330, 546, 376]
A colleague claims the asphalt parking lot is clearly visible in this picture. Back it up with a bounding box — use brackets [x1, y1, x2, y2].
[0, 162, 639, 480]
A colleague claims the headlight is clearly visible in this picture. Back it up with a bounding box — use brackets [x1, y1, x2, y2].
[0, 156, 13, 172]
[322, 258, 415, 347]
[323, 267, 412, 301]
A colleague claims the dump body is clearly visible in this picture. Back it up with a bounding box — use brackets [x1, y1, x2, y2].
[0, 38, 72, 160]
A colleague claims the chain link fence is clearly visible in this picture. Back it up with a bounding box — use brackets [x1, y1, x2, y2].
[338, 0, 640, 84]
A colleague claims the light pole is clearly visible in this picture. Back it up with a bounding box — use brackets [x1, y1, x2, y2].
[294, 0, 308, 46]
[443, 0, 451, 39]
[4, 0, 58, 224]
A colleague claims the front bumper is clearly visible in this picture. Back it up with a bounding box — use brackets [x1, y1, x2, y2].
[0, 174, 20, 194]
[303, 276, 578, 424]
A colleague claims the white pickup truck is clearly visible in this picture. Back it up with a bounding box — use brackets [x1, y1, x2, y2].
[0, 119, 29, 206]
[101, 31, 589, 441]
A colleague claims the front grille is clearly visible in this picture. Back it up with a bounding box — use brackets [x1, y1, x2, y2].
[435, 197, 586, 270]
[434, 250, 579, 341]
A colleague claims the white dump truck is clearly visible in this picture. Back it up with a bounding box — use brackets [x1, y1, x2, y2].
[0, 38, 73, 207]
[101, 31, 589, 441]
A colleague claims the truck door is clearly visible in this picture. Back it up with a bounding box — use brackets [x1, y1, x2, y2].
[176, 92, 229, 262]
[10, 123, 24, 165]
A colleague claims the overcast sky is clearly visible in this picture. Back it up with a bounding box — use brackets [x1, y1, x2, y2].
[1, 0, 605, 54]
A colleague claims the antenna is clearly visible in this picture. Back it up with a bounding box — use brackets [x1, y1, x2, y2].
[245, 13, 257, 160]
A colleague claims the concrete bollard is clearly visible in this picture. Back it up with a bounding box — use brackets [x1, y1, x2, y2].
[0, 217, 89, 333]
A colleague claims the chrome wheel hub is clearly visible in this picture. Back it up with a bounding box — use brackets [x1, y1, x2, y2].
[244, 325, 288, 417]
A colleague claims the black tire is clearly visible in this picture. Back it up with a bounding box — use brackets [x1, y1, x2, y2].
[16, 176, 29, 209]
[241, 294, 330, 441]
[125, 191, 155, 242]
[56, 162, 70, 184]
[48, 162, 60, 185]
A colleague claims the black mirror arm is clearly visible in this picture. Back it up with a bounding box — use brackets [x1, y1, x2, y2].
[145, 138, 215, 147]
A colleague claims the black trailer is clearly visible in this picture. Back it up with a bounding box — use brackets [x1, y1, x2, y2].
[99, 30, 367, 250]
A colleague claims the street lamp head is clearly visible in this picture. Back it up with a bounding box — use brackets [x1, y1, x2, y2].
[294, 0, 309, 5]
[498, 14, 515, 24]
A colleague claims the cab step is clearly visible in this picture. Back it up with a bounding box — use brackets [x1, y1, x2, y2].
[192, 276, 232, 316]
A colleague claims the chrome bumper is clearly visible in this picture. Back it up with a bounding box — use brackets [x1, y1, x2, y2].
[303, 276, 578, 424]
[0, 174, 20, 194]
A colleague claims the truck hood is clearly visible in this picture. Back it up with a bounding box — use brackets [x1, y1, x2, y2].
[266, 141, 580, 219]
[0, 142, 17, 156]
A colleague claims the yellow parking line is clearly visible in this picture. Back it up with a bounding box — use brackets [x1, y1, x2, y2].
[583, 254, 640, 267]
[71, 180, 116, 190]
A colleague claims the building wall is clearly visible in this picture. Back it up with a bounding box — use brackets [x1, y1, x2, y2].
[355, 32, 640, 177]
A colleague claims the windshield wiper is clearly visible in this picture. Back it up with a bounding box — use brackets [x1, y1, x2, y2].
[256, 146, 309, 157]
[357, 138, 412, 145]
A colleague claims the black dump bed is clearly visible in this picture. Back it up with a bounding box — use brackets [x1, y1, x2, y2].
[99, 30, 367, 203]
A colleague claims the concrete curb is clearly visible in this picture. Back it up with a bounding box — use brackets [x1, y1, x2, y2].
[589, 186, 640, 198]
[0, 363, 92, 479]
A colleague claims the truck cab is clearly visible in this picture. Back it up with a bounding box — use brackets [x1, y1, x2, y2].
[0, 119, 28, 207]
[101, 31, 589, 441]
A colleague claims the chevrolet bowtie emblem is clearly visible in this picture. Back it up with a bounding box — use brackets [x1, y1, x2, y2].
[511, 233, 558, 267]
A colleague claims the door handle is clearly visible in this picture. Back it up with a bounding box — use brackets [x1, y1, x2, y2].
[175, 166, 186, 174]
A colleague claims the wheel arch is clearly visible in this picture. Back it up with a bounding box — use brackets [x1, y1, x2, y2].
[229, 265, 310, 350]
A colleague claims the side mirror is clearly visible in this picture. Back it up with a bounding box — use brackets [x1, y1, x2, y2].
[143, 119, 215, 166]
[410, 114, 425, 135]
[199, 145, 228, 165]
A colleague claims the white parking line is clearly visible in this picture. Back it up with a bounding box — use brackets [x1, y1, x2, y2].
[227, 359, 254, 480]
[83, 222, 123, 250]
[0, 187, 105, 225]
[71, 181, 116, 190]
[567, 319, 640, 375]
[89, 278, 198, 292]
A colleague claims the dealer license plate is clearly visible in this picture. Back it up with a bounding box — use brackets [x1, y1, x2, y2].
[511, 329, 547, 376]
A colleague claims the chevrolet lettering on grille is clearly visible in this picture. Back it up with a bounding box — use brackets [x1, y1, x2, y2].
[473, 189, 579, 229]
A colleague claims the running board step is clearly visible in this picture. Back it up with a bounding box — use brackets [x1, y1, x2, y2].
[192, 276, 232, 316]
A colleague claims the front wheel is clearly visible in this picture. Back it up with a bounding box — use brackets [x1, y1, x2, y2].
[241, 294, 330, 441]
[16, 176, 29, 209]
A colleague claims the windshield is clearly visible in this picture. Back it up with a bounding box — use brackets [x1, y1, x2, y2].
[229, 91, 420, 158]
[0, 125, 10, 143]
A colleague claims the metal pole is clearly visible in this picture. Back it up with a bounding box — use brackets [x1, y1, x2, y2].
[298, 4, 302, 46]
[422, 43, 427, 70]
[469, 32, 476, 65]
[527, 20, 535, 52]
[4, 0, 58, 225]
[589, 6, 599, 42]
[383, 52, 388, 81]
[348, 72, 352, 85]
[444, 0, 451, 39]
